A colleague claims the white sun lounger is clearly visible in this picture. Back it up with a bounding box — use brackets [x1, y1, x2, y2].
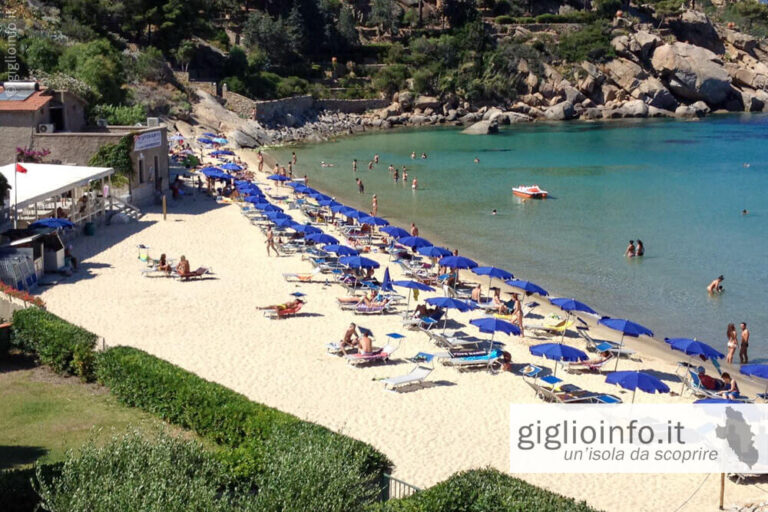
[382, 353, 434, 392]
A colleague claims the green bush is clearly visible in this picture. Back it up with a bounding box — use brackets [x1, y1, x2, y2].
[535, 12, 596, 23]
[514, 16, 536, 23]
[34, 431, 259, 512]
[90, 104, 147, 125]
[0, 465, 61, 512]
[372, 64, 410, 97]
[96, 347, 391, 492]
[376, 469, 599, 512]
[495, 15, 515, 24]
[276, 76, 310, 98]
[12, 308, 98, 381]
[557, 21, 615, 63]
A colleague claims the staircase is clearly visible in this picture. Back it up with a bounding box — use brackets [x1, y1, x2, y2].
[108, 197, 143, 222]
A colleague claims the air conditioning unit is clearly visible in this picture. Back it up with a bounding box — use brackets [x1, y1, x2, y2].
[38, 123, 55, 133]
[146, 117, 160, 127]
[96, 118, 108, 128]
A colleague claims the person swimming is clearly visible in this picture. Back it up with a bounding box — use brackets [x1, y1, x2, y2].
[474, 157, 480, 164]
[492, 209, 497, 215]
[625, 240, 636, 258]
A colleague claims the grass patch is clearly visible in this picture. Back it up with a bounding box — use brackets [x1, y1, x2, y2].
[0, 358, 181, 470]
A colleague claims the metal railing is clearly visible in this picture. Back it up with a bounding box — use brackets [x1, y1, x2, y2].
[380, 474, 421, 501]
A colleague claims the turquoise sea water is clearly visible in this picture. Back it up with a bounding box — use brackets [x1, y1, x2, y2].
[272, 115, 768, 357]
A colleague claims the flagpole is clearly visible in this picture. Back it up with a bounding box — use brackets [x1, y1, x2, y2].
[13, 155, 18, 229]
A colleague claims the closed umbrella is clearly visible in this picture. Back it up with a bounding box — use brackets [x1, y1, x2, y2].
[605, 371, 670, 403]
[380, 268, 395, 293]
[530, 342, 588, 377]
[393, 280, 435, 317]
[599, 317, 653, 371]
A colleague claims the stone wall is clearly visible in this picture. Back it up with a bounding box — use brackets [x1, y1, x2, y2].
[174, 71, 218, 96]
[251, 95, 315, 123]
[223, 90, 257, 119]
[316, 98, 388, 114]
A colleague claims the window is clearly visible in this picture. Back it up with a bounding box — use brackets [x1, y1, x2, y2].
[139, 159, 144, 184]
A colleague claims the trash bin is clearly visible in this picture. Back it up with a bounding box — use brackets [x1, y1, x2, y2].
[84, 222, 95, 236]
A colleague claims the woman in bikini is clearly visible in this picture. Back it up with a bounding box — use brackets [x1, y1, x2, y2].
[726, 323, 738, 364]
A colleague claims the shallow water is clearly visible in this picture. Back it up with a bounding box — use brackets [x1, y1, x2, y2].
[272, 115, 768, 357]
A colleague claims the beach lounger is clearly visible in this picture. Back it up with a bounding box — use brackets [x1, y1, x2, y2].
[402, 310, 445, 330]
[563, 353, 614, 374]
[283, 269, 325, 283]
[345, 344, 397, 366]
[263, 301, 304, 319]
[577, 328, 636, 359]
[526, 315, 574, 336]
[524, 376, 602, 404]
[176, 267, 210, 281]
[382, 353, 435, 392]
[353, 300, 395, 315]
[440, 348, 504, 373]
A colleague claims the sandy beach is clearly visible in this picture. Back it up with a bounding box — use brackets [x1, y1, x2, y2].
[37, 141, 768, 511]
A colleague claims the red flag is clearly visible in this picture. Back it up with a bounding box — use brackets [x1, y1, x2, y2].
[15, 163, 27, 174]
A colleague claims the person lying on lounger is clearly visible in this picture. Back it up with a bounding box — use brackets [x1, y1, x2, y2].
[412, 304, 438, 318]
[698, 366, 724, 391]
[257, 298, 305, 311]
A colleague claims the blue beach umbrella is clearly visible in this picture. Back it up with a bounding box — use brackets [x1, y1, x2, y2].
[599, 317, 654, 371]
[202, 132, 217, 137]
[605, 371, 670, 403]
[293, 185, 311, 194]
[473, 266, 514, 298]
[268, 174, 290, 181]
[302, 187, 320, 195]
[380, 268, 395, 293]
[291, 223, 322, 235]
[310, 192, 332, 202]
[265, 211, 290, 221]
[305, 233, 338, 245]
[272, 218, 294, 229]
[244, 195, 265, 203]
[210, 149, 234, 156]
[530, 342, 588, 377]
[399, 236, 433, 249]
[359, 215, 390, 226]
[550, 298, 598, 342]
[30, 218, 75, 229]
[221, 162, 242, 171]
[323, 244, 359, 256]
[505, 279, 548, 297]
[741, 364, 768, 398]
[381, 226, 410, 239]
[393, 280, 435, 316]
[694, 398, 744, 404]
[286, 181, 302, 188]
[417, 246, 452, 258]
[426, 296, 476, 332]
[665, 338, 724, 360]
[318, 199, 341, 208]
[200, 166, 222, 176]
[339, 256, 380, 269]
[470, 317, 521, 346]
[255, 203, 283, 212]
[439, 255, 478, 269]
[197, 137, 213, 144]
[331, 203, 350, 214]
[212, 138, 229, 145]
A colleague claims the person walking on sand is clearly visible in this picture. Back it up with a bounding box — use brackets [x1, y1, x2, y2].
[625, 240, 636, 258]
[266, 226, 278, 256]
[372, 195, 378, 216]
[410, 223, 419, 237]
[726, 323, 738, 364]
[636, 240, 644, 256]
[353, 159, 358, 172]
[740, 322, 750, 364]
[707, 275, 724, 294]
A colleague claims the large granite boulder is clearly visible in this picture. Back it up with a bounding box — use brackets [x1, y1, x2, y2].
[634, 31, 662, 61]
[669, 10, 724, 54]
[651, 42, 732, 106]
[398, 91, 414, 111]
[544, 101, 576, 120]
[724, 29, 757, 54]
[414, 95, 440, 110]
[462, 119, 499, 134]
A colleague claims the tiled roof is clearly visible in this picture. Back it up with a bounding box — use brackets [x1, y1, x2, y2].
[0, 87, 52, 112]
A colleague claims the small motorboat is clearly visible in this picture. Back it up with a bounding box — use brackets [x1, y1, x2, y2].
[512, 185, 548, 199]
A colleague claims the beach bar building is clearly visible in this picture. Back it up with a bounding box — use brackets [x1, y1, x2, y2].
[0, 162, 115, 228]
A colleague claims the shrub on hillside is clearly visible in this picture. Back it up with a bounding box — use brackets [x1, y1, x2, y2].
[375, 468, 598, 512]
[35, 431, 259, 512]
[557, 21, 615, 62]
[372, 64, 410, 97]
[90, 104, 147, 125]
[12, 308, 98, 381]
[495, 15, 515, 24]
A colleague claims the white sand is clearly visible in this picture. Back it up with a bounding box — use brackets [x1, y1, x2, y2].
[39, 157, 767, 512]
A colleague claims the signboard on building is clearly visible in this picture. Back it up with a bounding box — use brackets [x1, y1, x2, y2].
[133, 130, 162, 152]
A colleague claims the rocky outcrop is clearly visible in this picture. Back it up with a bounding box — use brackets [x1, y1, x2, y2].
[462, 120, 499, 134]
[651, 42, 732, 106]
[544, 101, 576, 120]
[669, 10, 724, 54]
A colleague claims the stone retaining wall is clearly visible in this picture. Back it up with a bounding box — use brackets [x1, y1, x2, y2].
[247, 95, 386, 123]
[316, 98, 388, 114]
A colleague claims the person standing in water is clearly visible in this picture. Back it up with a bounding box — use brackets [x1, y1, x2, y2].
[353, 159, 358, 172]
[403, 169, 408, 183]
[410, 223, 419, 236]
[412, 177, 418, 189]
[625, 240, 636, 258]
[358, 179, 365, 194]
[636, 240, 644, 256]
[291, 152, 297, 165]
[368, 160, 374, 170]
[726, 323, 738, 364]
[374, 154, 379, 164]
[411, 151, 416, 159]
[393, 168, 399, 183]
[372, 194, 378, 216]
[707, 275, 724, 294]
[740, 322, 750, 364]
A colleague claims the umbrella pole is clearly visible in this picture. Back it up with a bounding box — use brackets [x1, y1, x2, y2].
[614, 334, 625, 371]
[560, 312, 570, 344]
[632, 386, 637, 404]
[404, 290, 412, 319]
